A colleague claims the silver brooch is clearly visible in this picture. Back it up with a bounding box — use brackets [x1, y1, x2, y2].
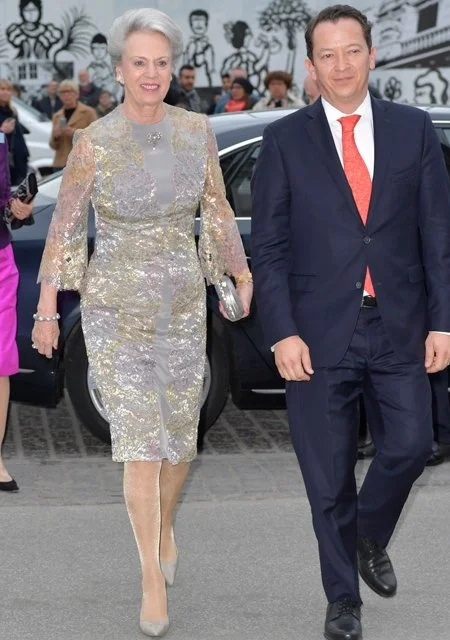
[147, 131, 162, 150]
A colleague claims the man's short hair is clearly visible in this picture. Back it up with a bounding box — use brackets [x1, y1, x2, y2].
[305, 4, 372, 61]
[179, 64, 195, 75]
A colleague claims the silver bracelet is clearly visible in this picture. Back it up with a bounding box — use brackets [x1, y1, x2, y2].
[33, 313, 60, 322]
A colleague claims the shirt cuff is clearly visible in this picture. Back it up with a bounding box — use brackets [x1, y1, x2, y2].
[431, 331, 450, 336]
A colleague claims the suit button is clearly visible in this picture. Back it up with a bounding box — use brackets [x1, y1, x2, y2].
[355, 281, 362, 289]
[363, 236, 371, 244]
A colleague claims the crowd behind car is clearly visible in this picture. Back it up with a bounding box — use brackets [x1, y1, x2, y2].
[1, 61, 382, 177]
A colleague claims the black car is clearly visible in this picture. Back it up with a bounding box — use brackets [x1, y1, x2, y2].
[10, 106, 450, 444]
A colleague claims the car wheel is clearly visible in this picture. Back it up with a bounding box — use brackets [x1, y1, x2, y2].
[64, 324, 111, 444]
[198, 327, 229, 448]
[65, 323, 229, 446]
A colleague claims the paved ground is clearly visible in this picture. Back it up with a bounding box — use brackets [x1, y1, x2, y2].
[1, 396, 450, 639]
[2, 394, 293, 460]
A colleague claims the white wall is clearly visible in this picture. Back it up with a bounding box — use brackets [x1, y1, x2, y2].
[1, 0, 450, 105]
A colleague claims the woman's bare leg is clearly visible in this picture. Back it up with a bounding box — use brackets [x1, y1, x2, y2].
[159, 461, 190, 563]
[0, 377, 12, 482]
[123, 460, 167, 622]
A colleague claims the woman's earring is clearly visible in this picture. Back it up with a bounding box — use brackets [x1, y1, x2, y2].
[116, 73, 124, 85]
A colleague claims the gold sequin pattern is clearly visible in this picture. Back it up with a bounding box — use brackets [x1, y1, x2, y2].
[37, 105, 250, 463]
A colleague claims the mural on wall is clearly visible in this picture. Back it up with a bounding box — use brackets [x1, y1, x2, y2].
[221, 20, 282, 90]
[2, 0, 450, 106]
[183, 10, 215, 86]
[259, 0, 312, 76]
[3, 0, 98, 102]
[368, 0, 450, 103]
[87, 32, 120, 100]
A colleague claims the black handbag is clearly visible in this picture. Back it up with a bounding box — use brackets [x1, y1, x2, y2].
[5, 172, 38, 229]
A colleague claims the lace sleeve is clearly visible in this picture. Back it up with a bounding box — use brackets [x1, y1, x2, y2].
[37, 130, 95, 291]
[198, 117, 251, 284]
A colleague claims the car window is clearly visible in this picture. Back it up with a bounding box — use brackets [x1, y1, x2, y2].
[38, 173, 63, 199]
[433, 125, 450, 174]
[224, 143, 261, 218]
[12, 97, 50, 122]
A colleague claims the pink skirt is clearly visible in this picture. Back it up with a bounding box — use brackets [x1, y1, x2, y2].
[0, 244, 19, 376]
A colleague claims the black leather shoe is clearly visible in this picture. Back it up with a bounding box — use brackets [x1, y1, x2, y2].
[0, 478, 19, 492]
[357, 537, 396, 597]
[324, 599, 362, 640]
[426, 442, 450, 466]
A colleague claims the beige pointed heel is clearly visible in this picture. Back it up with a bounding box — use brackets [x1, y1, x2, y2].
[139, 619, 170, 637]
[160, 550, 179, 587]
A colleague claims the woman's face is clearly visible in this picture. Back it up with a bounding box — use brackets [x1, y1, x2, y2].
[231, 83, 245, 101]
[118, 30, 173, 110]
[0, 84, 12, 106]
[269, 79, 288, 100]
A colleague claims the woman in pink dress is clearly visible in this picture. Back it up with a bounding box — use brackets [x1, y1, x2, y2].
[0, 133, 33, 492]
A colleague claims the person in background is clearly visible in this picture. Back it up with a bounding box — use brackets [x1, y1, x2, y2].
[225, 77, 256, 112]
[33, 80, 62, 119]
[50, 80, 97, 170]
[303, 72, 321, 104]
[253, 70, 304, 110]
[11, 84, 22, 99]
[214, 67, 260, 113]
[0, 131, 34, 492]
[206, 72, 231, 114]
[77, 69, 101, 109]
[0, 79, 29, 185]
[96, 90, 115, 118]
[163, 74, 181, 106]
[177, 64, 203, 112]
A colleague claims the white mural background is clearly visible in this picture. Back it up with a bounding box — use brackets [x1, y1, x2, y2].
[1, 0, 450, 105]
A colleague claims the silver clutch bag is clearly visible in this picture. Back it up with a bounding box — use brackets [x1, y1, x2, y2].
[214, 275, 245, 322]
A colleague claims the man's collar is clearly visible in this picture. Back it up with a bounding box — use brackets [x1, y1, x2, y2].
[321, 92, 371, 122]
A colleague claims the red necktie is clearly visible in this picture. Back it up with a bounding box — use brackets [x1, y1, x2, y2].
[339, 114, 375, 298]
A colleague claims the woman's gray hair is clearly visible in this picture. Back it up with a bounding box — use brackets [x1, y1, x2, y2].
[108, 8, 183, 67]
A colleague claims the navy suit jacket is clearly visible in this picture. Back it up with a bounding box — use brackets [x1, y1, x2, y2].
[251, 97, 450, 367]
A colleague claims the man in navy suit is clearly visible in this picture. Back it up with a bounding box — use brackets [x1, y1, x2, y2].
[251, 5, 450, 639]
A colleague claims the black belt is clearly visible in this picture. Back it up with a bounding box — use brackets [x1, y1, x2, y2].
[361, 295, 378, 307]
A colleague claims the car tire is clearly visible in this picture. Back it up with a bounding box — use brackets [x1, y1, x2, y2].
[198, 327, 229, 449]
[65, 322, 229, 447]
[64, 323, 111, 444]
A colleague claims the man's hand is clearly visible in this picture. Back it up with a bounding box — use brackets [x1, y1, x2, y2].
[274, 335, 314, 381]
[425, 332, 450, 373]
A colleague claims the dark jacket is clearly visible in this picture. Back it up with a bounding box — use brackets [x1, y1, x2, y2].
[0, 133, 12, 248]
[0, 104, 29, 186]
[78, 83, 102, 108]
[251, 97, 450, 365]
[33, 95, 63, 119]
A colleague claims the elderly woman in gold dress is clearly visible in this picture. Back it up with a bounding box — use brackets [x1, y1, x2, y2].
[32, 8, 252, 637]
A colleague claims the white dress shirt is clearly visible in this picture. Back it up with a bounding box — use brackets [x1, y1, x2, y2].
[323, 93, 374, 298]
[322, 92, 374, 179]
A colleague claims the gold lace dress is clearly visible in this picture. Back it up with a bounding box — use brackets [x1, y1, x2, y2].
[38, 105, 250, 463]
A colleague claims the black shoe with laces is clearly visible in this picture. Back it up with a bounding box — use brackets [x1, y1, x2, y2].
[324, 598, 362, 640]
[357, 536, 397, 597]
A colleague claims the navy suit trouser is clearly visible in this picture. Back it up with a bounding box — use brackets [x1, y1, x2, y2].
[365, 368, 450, 445]
[286, 307, 433, 603]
